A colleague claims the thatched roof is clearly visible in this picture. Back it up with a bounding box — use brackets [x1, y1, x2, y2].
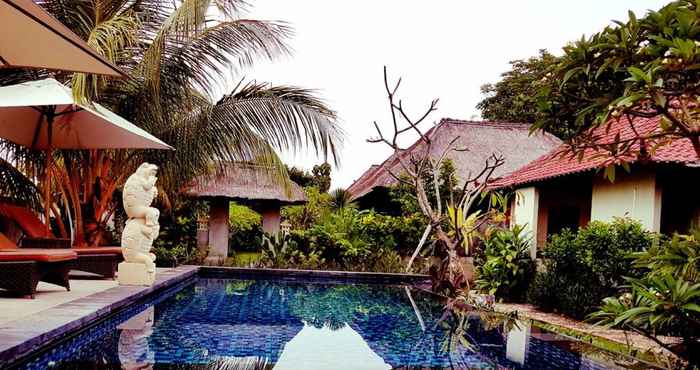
[184, 163, 307, 205]
[347, 118, 561, 200]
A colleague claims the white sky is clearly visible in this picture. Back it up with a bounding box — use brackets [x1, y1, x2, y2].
[242, 0, 669, 189]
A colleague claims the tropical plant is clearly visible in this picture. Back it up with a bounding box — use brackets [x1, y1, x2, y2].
[632, 230, 700, 282]
[447, 191, 509, 257]
[259, 230, 325, 270]
[152, 198, 207, 266]
[0, 0, 342, 246]
[527, 218, 654, 319]
[589, 229, 700, 366]
[228, 202, 262, 253]
[329, 188, 355, 211]
[475, 224, 534, 301]
[260, 207, 424, 272]
[533, 1, 700, 167]
[282, 186, 331, 229]
[590, 275, 700, 365]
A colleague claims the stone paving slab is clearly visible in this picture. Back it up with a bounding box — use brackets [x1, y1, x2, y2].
[0, 278, 118, 325]
[0, 265, 199, 367]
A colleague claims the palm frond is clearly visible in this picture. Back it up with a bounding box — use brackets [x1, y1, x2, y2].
[72, 11, 140, 101]
[0, 156, 41, 211]
[217, 82, 343, 165]
[158, 20, 293, 98]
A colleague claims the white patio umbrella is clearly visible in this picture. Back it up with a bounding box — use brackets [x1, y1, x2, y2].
[0, 78, 173, 233]
[0, 0, 127, 76]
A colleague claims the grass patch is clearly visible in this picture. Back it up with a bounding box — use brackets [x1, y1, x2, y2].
[226, 251, 262, 267]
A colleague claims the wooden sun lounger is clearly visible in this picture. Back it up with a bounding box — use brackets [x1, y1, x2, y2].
[0, 203, 123, 279]
[0, 248, 76, 298]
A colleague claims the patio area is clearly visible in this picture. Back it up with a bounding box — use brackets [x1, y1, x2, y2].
[0, 275, 117, 325]
[0, 266, 198, 367]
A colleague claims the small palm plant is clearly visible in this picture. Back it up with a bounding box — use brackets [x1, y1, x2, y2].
[329, 188, 356, 212]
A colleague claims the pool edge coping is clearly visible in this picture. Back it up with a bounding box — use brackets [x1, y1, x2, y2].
[199, 266, 431, 283]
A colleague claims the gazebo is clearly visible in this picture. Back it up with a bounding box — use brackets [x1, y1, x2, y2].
[184, 163, 307, 263]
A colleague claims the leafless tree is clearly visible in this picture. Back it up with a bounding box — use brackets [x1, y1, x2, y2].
[368, 67, 505, 293]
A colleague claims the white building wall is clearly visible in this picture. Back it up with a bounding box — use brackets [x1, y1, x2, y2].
[512, 186, 539, 259]
[590, 171, 662, 232]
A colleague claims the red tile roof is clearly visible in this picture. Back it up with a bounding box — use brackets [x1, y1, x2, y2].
[347, 118, 561, 200]
[491, 116, 700, 188]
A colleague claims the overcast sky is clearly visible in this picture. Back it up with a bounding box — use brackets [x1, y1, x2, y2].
[243, 0, 669, 189]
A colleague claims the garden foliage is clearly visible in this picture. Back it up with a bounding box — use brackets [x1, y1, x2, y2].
[475, 225, 534, 302]
[590, 230, 700, 365]
[260, 208, 425, 272]
[153, 200, 205, 267]
[228, 202, 263, 253]
[527, 218, 653, 319]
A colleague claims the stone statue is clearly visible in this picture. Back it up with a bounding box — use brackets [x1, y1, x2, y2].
[118, 306, 155, 369]
[119, 163, 160, 285]
[123, 163, 160, 227]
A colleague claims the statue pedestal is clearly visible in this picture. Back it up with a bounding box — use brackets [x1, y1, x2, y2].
[118, 262, 155, 286]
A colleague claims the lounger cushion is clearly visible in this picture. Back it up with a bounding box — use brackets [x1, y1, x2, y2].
[0, 249, 77, 262]
[73, 246, 123, 255]
[0, 232, 17, 250]
[0, 204, 49, 238]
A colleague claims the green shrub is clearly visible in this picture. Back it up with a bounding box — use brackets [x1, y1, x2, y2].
[153, 200, 203, 267]
[475, 225, 534, 301]
[228, 202, 263, 253]
[259, 232, 325, 270]
[589, 230, 700, 366]
[259, 208, 424, 272]
[282, 187, 331, 229]
[527, 218, 654, 319]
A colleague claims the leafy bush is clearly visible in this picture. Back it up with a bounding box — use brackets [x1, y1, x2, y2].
[527, 218, 654, 319]
[475, 225, 534, 301]
[259, 208, 424, 272]
[589, 230, 700, 366]
[282, 187, 331, 229]
[259, 232, 325, 270]
[228, 202, 263, 253]
[153, 200, 204, 267]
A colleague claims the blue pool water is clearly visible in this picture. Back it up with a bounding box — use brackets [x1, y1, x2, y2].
[13, 276, 653, 369]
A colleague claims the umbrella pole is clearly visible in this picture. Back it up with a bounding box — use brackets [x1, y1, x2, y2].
[44, 116, 53, 237]
[44, 149, 51, 237]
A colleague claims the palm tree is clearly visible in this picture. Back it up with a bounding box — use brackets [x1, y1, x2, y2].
[0, 0, 343, 246]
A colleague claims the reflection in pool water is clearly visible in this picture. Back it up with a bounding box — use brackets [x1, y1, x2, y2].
[14, 277, 652, 370]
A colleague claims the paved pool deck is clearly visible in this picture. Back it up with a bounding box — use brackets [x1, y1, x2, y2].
[0, 265, 198, 367]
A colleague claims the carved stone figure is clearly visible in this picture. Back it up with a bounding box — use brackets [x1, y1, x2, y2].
[120, 163, 160, 284]
[121, 218, 157, 275]
[123, 163, 160, 226]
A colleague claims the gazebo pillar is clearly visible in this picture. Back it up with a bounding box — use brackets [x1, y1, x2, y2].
[206, 198, 229, 264]
[261, 208, 281, 235]
[254, 201, 282, 235]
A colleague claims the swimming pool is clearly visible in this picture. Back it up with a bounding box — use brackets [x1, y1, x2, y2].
[11, 275, 655, 369]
